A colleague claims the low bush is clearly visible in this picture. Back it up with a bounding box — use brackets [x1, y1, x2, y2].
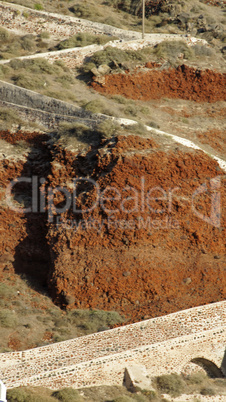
[125, 122, 149, 136]
[56, 32, 115, 50]
[67, 309, 123, 333]
[34, 3, 43, 10]
[0, 283, 14, 298]
[156, 373, 185, 397]
[0, 27, 11, 42]
[69, 4, 102, 19]
[7, 387, 55, 402]
[124, 104, 138, 117]
[81, 45, 153, 74]
[0, 310, 18, 328]
[57, 121, 90, 138]
[96, 119, 120, 138]
[153, 40, 194, 60]
[56, 74, 75, 87]
[8, 58, 63, 75]
[20, 35, 36, 52]
[185, 372, 207, 385]
[111, 94, 130, 104]
[11, 73, 47, 90]
[52, 387, 84, 401]
[112, 397, 134, 402]
[40, 31, 50, 40]
[83, 99, 106, 114]
[192, 44, 214, 57]
[200, 387, 216, 396]
[0, 107, 21, 124]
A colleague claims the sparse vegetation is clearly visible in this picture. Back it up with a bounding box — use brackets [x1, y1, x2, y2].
[56, 32, 116, 50]
[6, 376, 226, 401]
[156, 373, 185, 397]
[34, 3, 43, 11]
[153, 40, 194, 60]
[81, 45, 153, 74]
[96, 119, 120, 138]
[0, 107, 22, 125]
[0, 272, 124, 351]
[52, 388, 83, 402]
[0, 310, 18, 328]
[200, 387, 216, 396]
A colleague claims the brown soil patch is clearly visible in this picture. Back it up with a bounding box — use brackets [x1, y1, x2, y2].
[91, 65, 226, 103]
[1, 132, 225, 326]
[0, 130, 48, 146]
[197, 129, 226, 152]
[46, 135, 226, 322]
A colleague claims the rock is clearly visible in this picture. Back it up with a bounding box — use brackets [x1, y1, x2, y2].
[97, 64, 111, 75]
[0, 253, 14, 263]
[91, 64, 111, 77]
[124, 365, 155, 393]
[184, 277, 192, 285]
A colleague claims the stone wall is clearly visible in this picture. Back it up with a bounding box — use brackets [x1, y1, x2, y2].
[0, 100, 94, 129]
[0, 301, 225, 389]
[0, 1, 142, 41]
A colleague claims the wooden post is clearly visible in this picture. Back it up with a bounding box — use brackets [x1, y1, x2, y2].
[142, 0, 145, 39]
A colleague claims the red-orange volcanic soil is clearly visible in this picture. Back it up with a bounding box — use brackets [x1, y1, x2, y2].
[0, 128, 225, 323]
[46, 135, 226, 322]
[91, 64, 226, 103]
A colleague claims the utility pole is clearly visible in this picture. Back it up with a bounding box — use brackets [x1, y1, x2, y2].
[142, 0, 145, 39]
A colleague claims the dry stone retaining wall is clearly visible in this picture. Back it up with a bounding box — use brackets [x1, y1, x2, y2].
[0, 301, 225, 389]
[0, 1, 144, 41]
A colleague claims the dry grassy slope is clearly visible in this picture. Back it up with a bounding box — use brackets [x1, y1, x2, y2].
[0, 0, 225, 353]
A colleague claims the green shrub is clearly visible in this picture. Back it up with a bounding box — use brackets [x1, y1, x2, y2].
[156, 373, 185, 397]
[0, 283, 14, 298]
[56, 74, 75, 86]
[200, 387, 216, 396]
[133, 394, 149, 401]
[125, 122, 149, 136]
[153, 40, 194, 60]
[12, 73, 46, 90]
[7, 388, 28, 402]
[54, 60, 69, 72]
[56, 32, 114, 50]
[82, 45, 153, 73]
[111, 94, 130, 104]
[52, 387, 83, 402]
[0, 310, 18, 328]
[96, 119, 120, 138]
[192, 44, 214, 57]
[7, 387, 55, 402]
[185, 372, 207, 385]
[67, 309, 123, 333]
[69, 4, 101, 19]
[40, 31, 50, 39]
[104, 16, 122, 28]
[112, 397, 134, 402]
[147, 121, 160, 129]
[34, 3, 43, 11]
[8, 58, 62, 75]
[0, 107, 21, 124]
[141, 390, 157, 400]
[83, 99, 106, 114]
[124, 104, 138, 116]
[22, 11, 29, 18]
[58, 122, 90, 138]
[20, 35, 36, 52]
[0, 27, 10, 42]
